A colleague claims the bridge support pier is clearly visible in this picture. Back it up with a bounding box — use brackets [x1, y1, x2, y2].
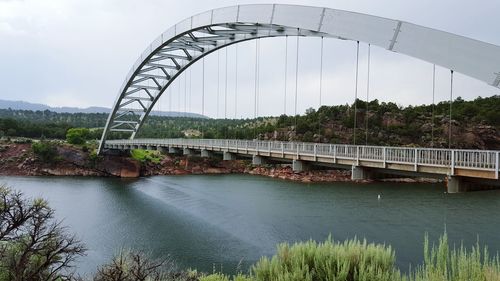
[292, 160, 309, 172]
[168, 147, 180, 154]
[447, 176, 466, 193]
[157, 146, 167, 153]
[223, 151, 236, 161]
[351, 166, 372, 180]
[201, 149, 213, 158]
[252, 155, 267, 165]
[183, 148, 195, 156]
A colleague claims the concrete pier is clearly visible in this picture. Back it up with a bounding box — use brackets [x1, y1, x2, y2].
[201, 149, 213, 158]
[292, 160, 309, 172]
[168, 147, 180, 154]
[223, 151, 236, 161]
[183, 148, 195, 156]
[252, 155, 267, 165]
[351, 166, 371, 180]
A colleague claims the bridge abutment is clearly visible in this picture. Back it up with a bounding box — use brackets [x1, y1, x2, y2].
[223, 151, 236, 161]
[252, 155, 267, 165]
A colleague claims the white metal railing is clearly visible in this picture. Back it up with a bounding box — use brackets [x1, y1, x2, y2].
[105, 138, 500, 178]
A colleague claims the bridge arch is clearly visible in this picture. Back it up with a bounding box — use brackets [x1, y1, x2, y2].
[98, 4, 500, 153]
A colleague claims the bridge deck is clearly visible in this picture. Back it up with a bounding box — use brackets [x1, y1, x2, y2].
[105, 139, 500, 180]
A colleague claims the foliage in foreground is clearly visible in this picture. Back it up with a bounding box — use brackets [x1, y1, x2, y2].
[2, 185, 500, 281]
[0, 186, 85, 281]
[200, 235, 500, 281]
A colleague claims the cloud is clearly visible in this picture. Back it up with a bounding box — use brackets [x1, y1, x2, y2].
[0, 0, 499, 118]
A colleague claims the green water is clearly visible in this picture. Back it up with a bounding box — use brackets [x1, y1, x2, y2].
[1, 175, 499, 276]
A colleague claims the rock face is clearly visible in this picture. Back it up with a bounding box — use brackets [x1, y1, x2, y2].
[0, 141, 444, 184]
[0, 141, 140, 178]
[97, 156, 141, 178]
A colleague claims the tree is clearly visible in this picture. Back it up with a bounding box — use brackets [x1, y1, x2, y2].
[32, 141, 58, 163]
[0, 186, 86, 281]
[66, 128, 91, 145]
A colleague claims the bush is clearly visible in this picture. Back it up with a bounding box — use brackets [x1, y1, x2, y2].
[66, 128, 91, 145]
[0, 186, 85, 281]
[252, 237, 400, 281]
[32, 140, 58, 163]
[131, 149, 162, 164]
[409, 234, 500, 281]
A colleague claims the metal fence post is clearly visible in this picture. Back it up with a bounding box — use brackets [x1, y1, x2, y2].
[383, 147, 387, 168]
[314, 144, 317, 161]
[414, 148, 418, 171]
[496, 152, 499, 179]
[333, 145, 337, 163]
[356, 146, 360, 166]
[451, 150, 455, 176]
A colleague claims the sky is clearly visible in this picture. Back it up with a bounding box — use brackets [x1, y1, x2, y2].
[1, 0, 499, 118]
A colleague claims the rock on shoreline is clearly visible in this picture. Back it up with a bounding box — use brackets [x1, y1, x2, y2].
[0, 141, 440, 184]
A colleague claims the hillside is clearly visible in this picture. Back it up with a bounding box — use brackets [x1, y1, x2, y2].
[0, 99, 206, 118]
[0, 96, 499, 150]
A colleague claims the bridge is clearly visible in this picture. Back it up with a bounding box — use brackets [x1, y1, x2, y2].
[104, 139, 499, 192]
[98, 4, 500, 192]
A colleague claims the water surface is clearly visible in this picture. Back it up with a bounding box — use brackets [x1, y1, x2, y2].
[1, 175, 499, 275]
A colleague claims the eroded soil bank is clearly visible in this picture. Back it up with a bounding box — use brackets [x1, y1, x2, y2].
[0, 142, 439, 184]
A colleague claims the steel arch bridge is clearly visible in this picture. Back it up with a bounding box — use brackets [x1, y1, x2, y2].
[98, 4, 500, 154]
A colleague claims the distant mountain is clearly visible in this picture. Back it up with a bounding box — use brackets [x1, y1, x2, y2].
[0, 99, 207, 118]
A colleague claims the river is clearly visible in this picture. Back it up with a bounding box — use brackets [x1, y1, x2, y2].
[1, 175, 499, 276]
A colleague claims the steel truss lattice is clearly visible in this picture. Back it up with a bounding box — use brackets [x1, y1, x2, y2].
[99, 4, 500, 154]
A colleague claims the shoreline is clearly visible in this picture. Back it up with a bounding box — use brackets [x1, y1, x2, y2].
[0, 141, 442, 184]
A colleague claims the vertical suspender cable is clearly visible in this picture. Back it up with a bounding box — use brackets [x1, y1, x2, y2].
[217, 51, 220, 118]
[225, 48, 228, 119]
[431, 64, 436, 147]
[294, 30, 300, 134]
[178, 78, 181, 114]
[365, 44, 371, 145]
[449, 70, 454, 149]
[254, 39, 260, 139]
[202, 57, 205, 138]
[284, 35, 288, 115]
[318, 37, 324, 139]
[184, 73, 187, 117]
[234, 44, 238, 119]
[189, 68, 192, 113]
[353, 41, 360, 145]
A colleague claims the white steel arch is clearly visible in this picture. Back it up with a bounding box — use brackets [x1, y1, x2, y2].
[98, 4, 500, 153]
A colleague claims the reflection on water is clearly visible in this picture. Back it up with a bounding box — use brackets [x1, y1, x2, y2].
[1, 175, 499, 275]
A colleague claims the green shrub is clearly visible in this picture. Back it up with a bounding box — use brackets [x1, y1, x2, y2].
[66, 127, 91, 145]
[131, 149, 162, 164]
[409, 234, 500, 281]
[31, 141, 58, 163]
[200, 273, 231, 281]
[252, 236, 401, 281]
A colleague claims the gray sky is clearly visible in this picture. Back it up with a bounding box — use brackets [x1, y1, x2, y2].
[1, 0, 499, 118]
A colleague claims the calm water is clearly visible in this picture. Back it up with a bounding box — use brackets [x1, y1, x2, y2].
[1, 175, 499, 276]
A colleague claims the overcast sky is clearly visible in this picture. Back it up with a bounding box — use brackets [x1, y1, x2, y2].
[1, 0, 499, 118]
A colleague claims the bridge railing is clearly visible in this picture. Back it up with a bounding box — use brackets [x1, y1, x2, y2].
[105, 139, 500, 175]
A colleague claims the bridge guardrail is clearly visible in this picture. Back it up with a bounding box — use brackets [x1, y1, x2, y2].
[105, 138, 500, 178]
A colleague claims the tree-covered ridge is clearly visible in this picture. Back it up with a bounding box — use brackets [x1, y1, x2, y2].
[0, 95, 499, 149]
